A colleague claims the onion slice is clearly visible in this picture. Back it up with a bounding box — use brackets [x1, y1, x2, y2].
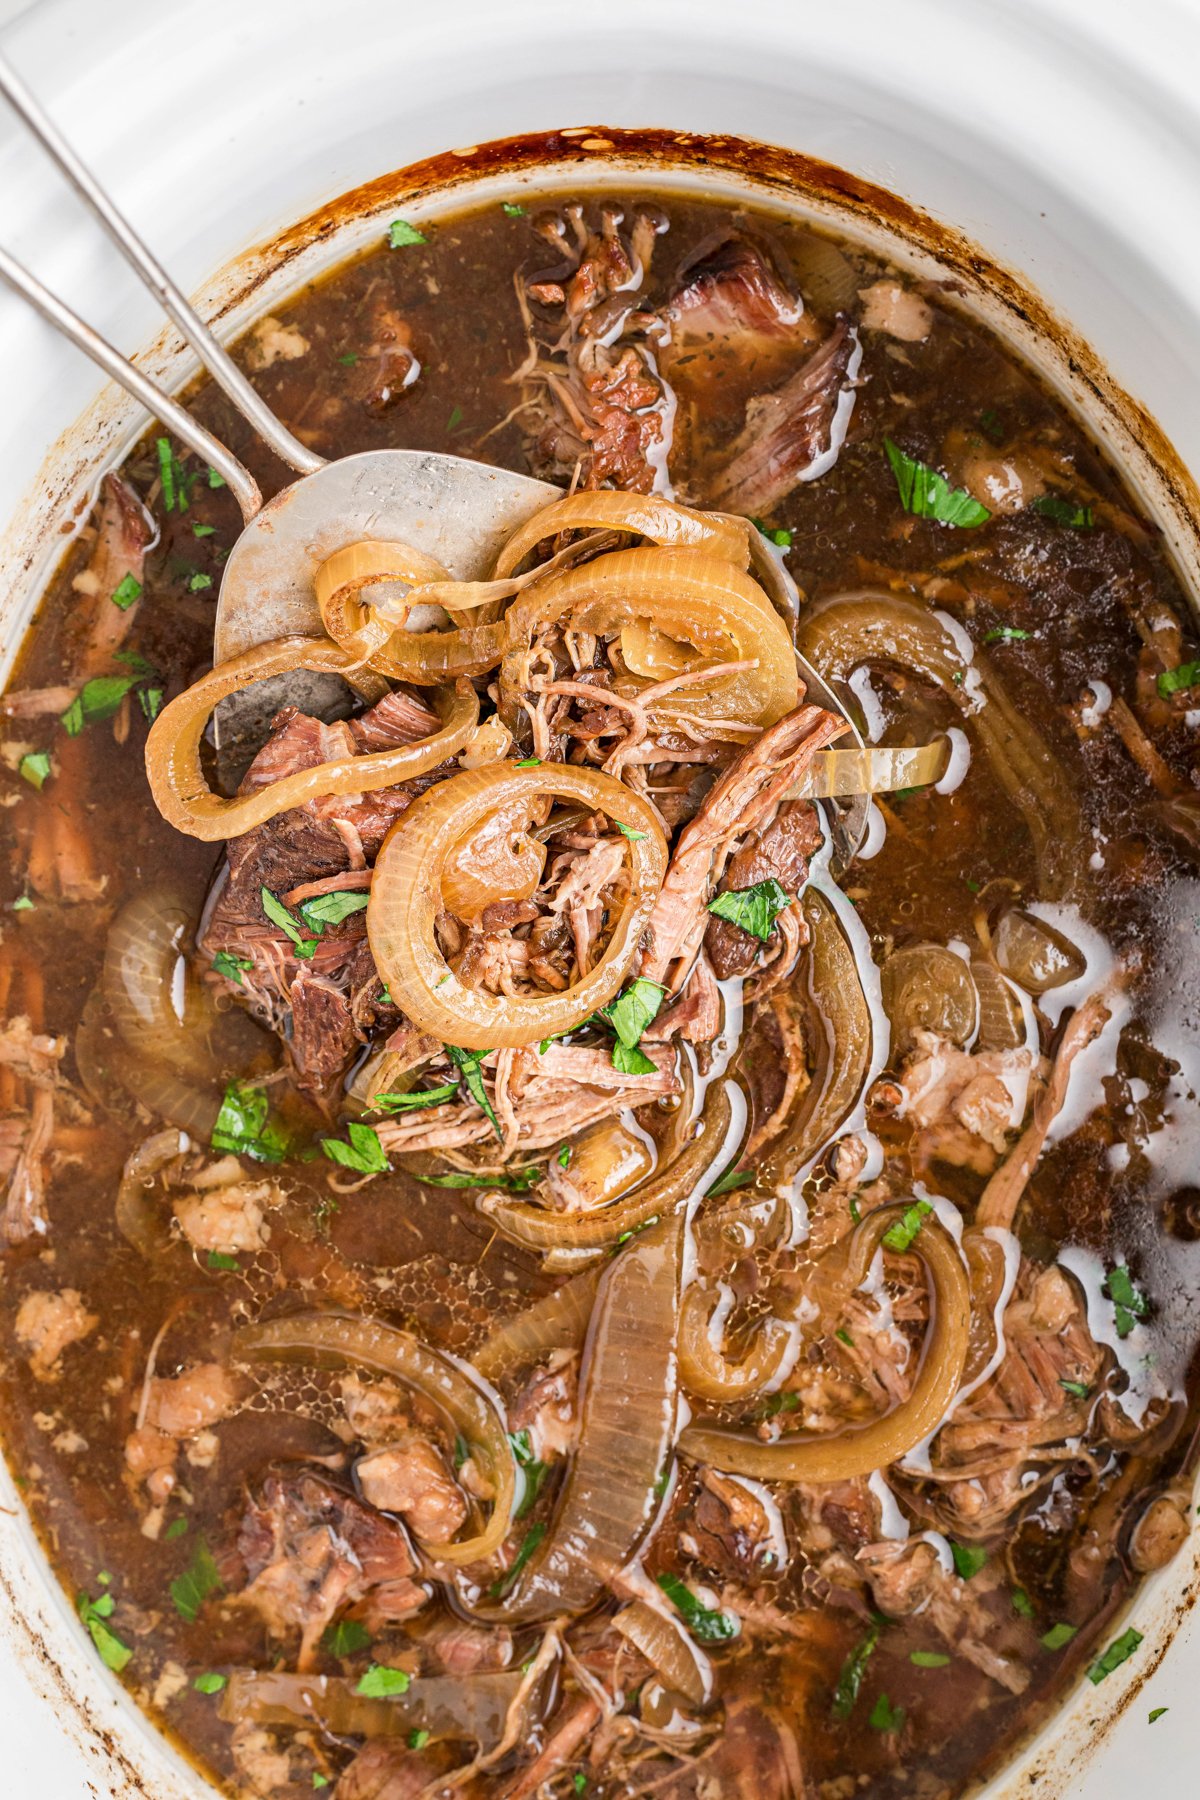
[493, 491, 750, 579]
[232, 1311, 516, 1564]
[220, 1668, 530, 1750]
[613, 1601, 711, 1707]
[679, 1204, 971, 1481]
[114, 1129, 187, 1259]
[793, 739, 948, 799]
[145, 639, 478, 841]
[368, 763, 667, 1050]
[677, 1283, 798, 1404]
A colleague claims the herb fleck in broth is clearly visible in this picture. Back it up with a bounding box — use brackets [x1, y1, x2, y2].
[0, 187, 1197, 1800]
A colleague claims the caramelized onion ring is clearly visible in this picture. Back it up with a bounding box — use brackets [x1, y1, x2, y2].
[145, 638, 478, 841]
[221, 1668, 529, 1751]
[679, 1206, 971, 1481]
[677, 1283, 798, 1404]
[493, 491, 750, 579]
[795, 739, 948, 799]
[368, 763, 667, 1050]
[613, 1602, 711, 1708]
[500, 547, 798, 730]
[233, 1310, 515, 1564]
[797, 591, 1084, 897]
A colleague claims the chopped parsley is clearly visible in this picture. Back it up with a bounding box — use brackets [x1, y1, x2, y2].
[355, 1663, 411, 1697]
[417, 1167, 540, 1192]
[18, 750, 51, 790]
[1104, 1265, 1149, 1338]
[502, 202, 526, 217]
[882, 1200, 933, 1254]
[447, 405, 465, 432]
[514, 755, 541, 768]
[910, 1650, 950, 1668]
[884, 438, 991, 528]
[61, 673, 140, 736]
[706, 877, 792, 941]
[11, 896, 34, 912]
[573, 1777, 587, 1796]
[156, 437, 190, 512]
[111, 573, 142, 610]
[322, 1618, 373, 1657]
[139, 685, 165, 722]
[322, 1121, 388, 1175]
[1149, 1707, 1169, 1723]
[1087, 1627, 1143, 1685]
[1012, 1588, 1036, 1620]
[261, 885, 319, 959]
[169, 1539, 223, 1623]
[510, 1428, 550, 1519]
[194, 1672, 227, 1695]
[706, 1167, 754, 1198]
[337, 352, 359, 366]
[297, 890, 370, 930]
[831, 1624, 879, 1719]
[211, 1080, 289, 1164]
[1059, 1377, 1091, 1399]
[164, 1517, 189, 1541]
[602, 977, 665, 1049]
[614, 820, 647, 841]
[409, 1729, 431, 1750]
[489, 1523, 546, 1598]
[1032, 494, 1094, 530]
[611, 1041, 658, 1076]
[446, 1044, 502, 1140]
[313, 1780, 330, 1793]
[836, 1328, 855, 1347]
[978, 408, 1005, 444]
[759, 1390, 801, 1419]
[751, 517, 793, 549]
[78, 1590, 132, 1672]
[387, 219, 428, 249]
[206, 1251, 239, 1272]
[207, 467, 226, 489]
[188, 571, 213, 592]
[1041, 1622, 1078, 1651]
[950, 1542, 988, 1581]
[983, 626, 1030, 644]
[869, 1693, 905, 1732]
[1157, 659, 1200, 699]
[211, 951, 253, 986]
[556, 1142, 572, 1168]
[192, 522, 216, 539]
[372, 1081, 459, 1114]
[656, 1573, 739, 1643]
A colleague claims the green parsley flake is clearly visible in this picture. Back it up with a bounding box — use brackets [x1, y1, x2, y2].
[603, 977, 666, 1049]
[355, 1663, 411, 1697]
[869, 1693, 905, 1732]
[313, 1780, 330, 1793]
[556, 1142, 572, 1168]
[573, 1777, 587, 1796]
[1041, 1622, 1078, 1651]
[836, 1327, 855, 1348]
[706, 1167, 754, 1198]
[706, 877, 792, 941]
[372, 1081, 459, 1114]
[337, 352, 359, 365]
[297, 889, 370, 930]
[611, 1040, 658, 1076]
[1060, 1377, 1091, 1399]
[409, 1729, 432, 1749]
[751, 517, 794, 549]
[509, 1428, 550, 1519]
[1157, 660, 1200, 699]
[514, 756, 541, 768]
[489, 1523, 547, 1598]
[169, 1540, 223, 1623]
[78, 1590, 133, 1673]
[978, 409, 1005, 444]
[832, 1624, 879, 1719]
[207, 468, 226, 489]
[1104, 1265, 1149, 1338]
[206, 1251, 239, 1272]
[502, 202, 526, 217]
[447, 405, 465, 432]
[1149, 1707, 1169, 1723]
[950, 1541, 988, 1581]
[656, 1573, 739, 1644]
[418, 1167, 540, 1192]
[1012, 1588, 1036, 1620]
[1087, 1627, 1143, 1685]
[614, 820, 647, 841]
[211, 951, 253, 986]
[18, 750, 51, 790]
[188, 572, 213, 592]
[1032, 494, 1094, 529]
[192, 522, 216, 539]
[322, 1121, 388, 1175]
[111, 573, 143, 610]
[261, 885, 319, 959]
[164, 1517, 189, 1541]
[446, 1044, 502, 1140]
[882, 1200, 933, 1254]
[322, 1618, 373, 1657]
[157, 437, 190, 512]
[194, 1672, 226, 1695]
[388, 220, 428, 249]
[61, 673, 137, 736]
[11, 895, 35, 912]
[983, 626, 1030, 644]
[211, 1080, 289, 1164]
[884, 438, 991, 528]
[910, 1650, 950, 1668]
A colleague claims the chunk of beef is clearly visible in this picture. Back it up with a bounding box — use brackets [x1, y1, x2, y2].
[704, 799, 822, 978]
[356, 1435, 468, 1541]
[335, 1743, 429, 1800]
[704, 317, 860, 516]
[508, 1353, 579, 1460]
[691, 1468, 779, 1582]
[890, 1028, 1041, 1177]
[661, 235, 822, 408]
[68, 473, 155, 679]
[232, 1469, 425, 1666]
[347, 295, 420, 414]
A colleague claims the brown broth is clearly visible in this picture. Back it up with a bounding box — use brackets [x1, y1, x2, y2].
[0, 187, 1198, 1800]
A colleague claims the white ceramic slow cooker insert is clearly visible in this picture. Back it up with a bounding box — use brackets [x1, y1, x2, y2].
[1, 0, 1198, 1794]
